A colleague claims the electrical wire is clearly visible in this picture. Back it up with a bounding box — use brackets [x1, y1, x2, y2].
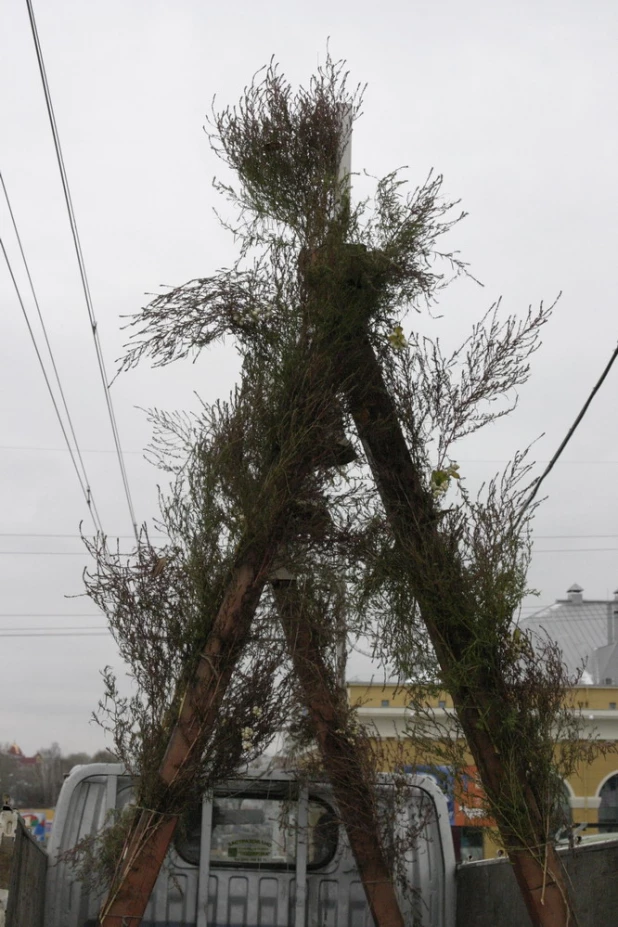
[0, 444, 144, 454]
[0, 613, 102, 617]
[517, 340, 618, 525]
[5, 445, 618, 464]
[25, 0, 139, 543]
[0, 551, 132, 555]
[0, 532, 165, 539]
[2, 547, 618, 555]
[533, 548, 618, 554]
[0, 231, 104, 535]
[0, 625, 109, 636]
[0, 530, 615, 540]
[1, 169, 105, 535]
[0, 631, 110, 638]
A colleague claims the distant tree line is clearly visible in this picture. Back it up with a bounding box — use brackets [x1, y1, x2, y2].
[0, 742, 116, 808]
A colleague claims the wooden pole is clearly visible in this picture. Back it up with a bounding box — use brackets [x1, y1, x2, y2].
[272, 573, 405, 927]
[98, 353, 365, 925]
[322, 277, 578, 927]
[99, 546, 275, 925]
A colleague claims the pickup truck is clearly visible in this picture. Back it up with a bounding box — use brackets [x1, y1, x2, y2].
[12, 764, 457, 927]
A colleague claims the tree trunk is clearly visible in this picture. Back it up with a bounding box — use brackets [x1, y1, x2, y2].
[272, 576, 405, 927]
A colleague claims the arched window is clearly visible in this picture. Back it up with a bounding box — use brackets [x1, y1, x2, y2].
[599, 773, 618, 833]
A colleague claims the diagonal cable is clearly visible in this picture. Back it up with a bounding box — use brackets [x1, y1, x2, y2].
[25, 0, 139, 542]
[1, 169, 105, 535]
[0, 230, 103, 535]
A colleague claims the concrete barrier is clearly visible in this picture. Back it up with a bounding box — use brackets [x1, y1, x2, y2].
[456, 839, 618, 927]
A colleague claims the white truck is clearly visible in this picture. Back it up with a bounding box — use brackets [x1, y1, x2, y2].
[30, 764, 455, 927]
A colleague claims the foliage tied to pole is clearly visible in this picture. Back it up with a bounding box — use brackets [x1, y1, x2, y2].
[82, 54, 613, 926]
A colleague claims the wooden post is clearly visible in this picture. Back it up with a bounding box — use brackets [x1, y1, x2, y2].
[272, 573, 405, 927]
[99, 547, 274, 925]
[98, 353, 360, 925]
[327, 293, 579, 927]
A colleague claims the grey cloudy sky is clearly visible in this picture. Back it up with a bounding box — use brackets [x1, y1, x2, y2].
[1, 0, 617, 754]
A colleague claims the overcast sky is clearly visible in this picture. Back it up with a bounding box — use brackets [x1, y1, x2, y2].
[1, 0, 617, 755]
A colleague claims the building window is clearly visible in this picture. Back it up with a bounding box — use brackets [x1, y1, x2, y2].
[459, 826, 484, 861]
[438, 700, 446, 709]
[610, 703, 617, 710]
[381, 699, 390, 708]
[599, 774, 618, 833]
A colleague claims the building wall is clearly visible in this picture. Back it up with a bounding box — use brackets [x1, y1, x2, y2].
[348, 682, 618, 851]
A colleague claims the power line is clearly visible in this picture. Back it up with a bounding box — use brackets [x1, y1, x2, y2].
[25, 0, 139, 543]
[0, 169, 105, 535]
[0, 532, 164, 539]
[0, 551, 132, 556]
[535, 534, 618, 540]
[0, 444, 144, 454]
[0, 625, 109, 637]
[0, 613, 102, 617]
[0, 231, 104, 535]
[517, 340, 618, 524]
[0, 631, 110, 638]
[5, 445, 618, 466]
[1, 547, 618, 556]
[1, 529, 615, 541]
[533, 548, 618, 553]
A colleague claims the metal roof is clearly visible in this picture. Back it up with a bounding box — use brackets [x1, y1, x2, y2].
[521, 595, 613, 680]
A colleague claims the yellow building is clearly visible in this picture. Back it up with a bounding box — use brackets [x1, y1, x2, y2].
[347, 680, 618, 859]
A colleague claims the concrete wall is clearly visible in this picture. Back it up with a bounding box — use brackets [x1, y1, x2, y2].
[5, 819, 46, 927]
[456, 839, 618, 927]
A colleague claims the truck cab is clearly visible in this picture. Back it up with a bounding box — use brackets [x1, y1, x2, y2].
[45, 764, 455, 927]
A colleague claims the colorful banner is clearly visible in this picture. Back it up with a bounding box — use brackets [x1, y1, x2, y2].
[19, 809, 54, 844]
[405, 765, 494, 827]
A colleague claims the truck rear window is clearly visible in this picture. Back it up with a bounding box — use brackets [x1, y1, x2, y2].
[176, 794, 337, 869]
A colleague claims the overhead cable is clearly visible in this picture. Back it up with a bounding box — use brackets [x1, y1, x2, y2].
[0, 630, 109, 638]
[0, 613, 102, 617]
[0, 231, 104, 535]
[1, 169, 105, 535]
[0, 444, 144, 454]
[0, 531, 165, 539]
[0, 530, 615, 541]
[0, 625, 108, 632]
[517, 340, 618, 525]
[0, 551, 132, 556]
[25, 0, 139, 542]
[3, 546, 618, 556]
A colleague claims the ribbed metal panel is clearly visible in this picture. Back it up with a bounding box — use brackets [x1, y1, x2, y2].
[46, 767, 454, 927]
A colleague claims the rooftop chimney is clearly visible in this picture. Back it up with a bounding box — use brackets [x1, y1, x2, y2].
[567, 583, 583, 604]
